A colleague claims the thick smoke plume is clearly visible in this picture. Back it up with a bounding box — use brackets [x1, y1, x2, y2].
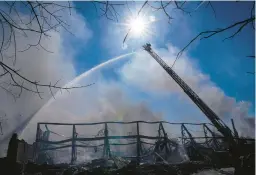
[20, 80, 167, 163]
[21, 80, 163, 143]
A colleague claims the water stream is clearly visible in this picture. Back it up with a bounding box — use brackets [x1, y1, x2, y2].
[19, 52, 135, 137]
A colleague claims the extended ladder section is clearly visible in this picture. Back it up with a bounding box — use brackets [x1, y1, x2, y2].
[143, 44, 235, 143]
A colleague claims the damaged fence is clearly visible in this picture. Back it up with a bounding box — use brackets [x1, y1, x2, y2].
[33, 121, 231, 165]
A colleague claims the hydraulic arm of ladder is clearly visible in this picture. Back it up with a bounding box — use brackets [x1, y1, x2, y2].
[143, 43, 235, 144]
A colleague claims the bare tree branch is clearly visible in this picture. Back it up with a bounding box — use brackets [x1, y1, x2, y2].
[251, 1, 255, 29]
[172, 17, 255, 68]
[174, 1, 191, 15]
[206, 1, 216, 18]
[161, 1, 173, 23]
[246, 56, 255, 59]
[0, 83, 17, 101]
[91, 1, 125, 22]
[0, 61, 95, 99]
[0, 2, 95, 100]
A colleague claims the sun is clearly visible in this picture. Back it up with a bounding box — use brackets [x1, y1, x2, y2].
[129, 17, 146, 36]
[122, 14, 156, 43]
[126, 15, 155, 38]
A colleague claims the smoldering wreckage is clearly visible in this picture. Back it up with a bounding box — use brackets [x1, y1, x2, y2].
[0, 44, 255, 175]
[0, 121, 254, 175]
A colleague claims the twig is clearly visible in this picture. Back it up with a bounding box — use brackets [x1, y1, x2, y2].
[246, 55, 255, 59]
[161, 1, 173, 23]
[173, 17, 255, 68]
[207, 2, 216, 18]
[0, 61, 94, 99]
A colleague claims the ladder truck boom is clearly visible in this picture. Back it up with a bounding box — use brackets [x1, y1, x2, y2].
[143, 43, 235, 143]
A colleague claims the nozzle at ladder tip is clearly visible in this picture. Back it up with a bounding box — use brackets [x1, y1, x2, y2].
[143, 43, 152, 51]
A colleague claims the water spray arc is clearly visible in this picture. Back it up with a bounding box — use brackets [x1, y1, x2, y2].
[19, 52, 136, 138]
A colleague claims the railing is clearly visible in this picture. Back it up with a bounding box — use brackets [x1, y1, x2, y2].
[33, 121, 233, 164]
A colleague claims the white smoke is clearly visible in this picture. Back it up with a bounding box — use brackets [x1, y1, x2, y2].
[0, 4, 92, 156]
[19, 79, 165, 163]
[21, 79, 163, 143]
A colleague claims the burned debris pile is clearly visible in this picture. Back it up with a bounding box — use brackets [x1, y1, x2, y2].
[1, 121, 254, 175]
[0, 157, 220, 175]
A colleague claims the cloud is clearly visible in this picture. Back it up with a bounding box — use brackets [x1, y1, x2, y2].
[119, 43, 254, 137]
[0, 5, 92, 156]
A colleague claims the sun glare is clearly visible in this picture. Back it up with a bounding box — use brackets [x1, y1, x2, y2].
[129, 17, 147, 37]
[123, 14, 156, 42]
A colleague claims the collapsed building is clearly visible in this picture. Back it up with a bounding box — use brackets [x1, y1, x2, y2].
[2, 120, 254, 175]
[32, 121, 254, 167]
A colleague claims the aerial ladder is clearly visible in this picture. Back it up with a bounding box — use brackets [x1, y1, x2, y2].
[143, 43, 254, 174]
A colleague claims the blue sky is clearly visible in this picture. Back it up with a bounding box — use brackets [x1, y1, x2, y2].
[69, 1, 254, 116]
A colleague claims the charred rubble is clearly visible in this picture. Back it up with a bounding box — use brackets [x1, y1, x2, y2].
[0, 121, 254, 175]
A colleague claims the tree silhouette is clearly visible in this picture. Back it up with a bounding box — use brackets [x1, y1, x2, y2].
[0, 1, 94, 101]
